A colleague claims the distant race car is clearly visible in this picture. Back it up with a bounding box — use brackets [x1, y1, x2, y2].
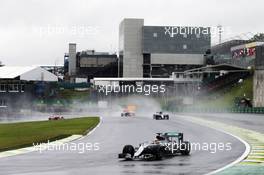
[118, 132, 190, 161]
[153, 112, 169, 120]
[48, 115, 64, 120]
[121, 110, 135, 117]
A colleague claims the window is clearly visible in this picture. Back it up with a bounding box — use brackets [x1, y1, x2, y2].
[1, 99, 4, 105]
[0, 84, 6, 92]
[196, 34, 201, 38]
[8, 84, 14, 92]
[143, 54, 151, 64]
[8, 84, 19, 92]
[183, 44, 187, 49]
[153, 33, 158, 37]
[21, 84, 25, 92]
[14, 84, 19, 92]
[0, 99, 7, 107]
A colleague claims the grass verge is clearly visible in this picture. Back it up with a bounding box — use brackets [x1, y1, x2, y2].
[196, 76, 253, 108]
[0, 117, 100, 152]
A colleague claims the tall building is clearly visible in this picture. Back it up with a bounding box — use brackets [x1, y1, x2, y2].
[254, 45, 264, 107]
[119, 19, 144, 77]
[119, 18, 211, 78]
[68, 43, 77, 76]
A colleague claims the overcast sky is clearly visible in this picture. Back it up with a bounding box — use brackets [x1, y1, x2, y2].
[0, 0, 263, 66]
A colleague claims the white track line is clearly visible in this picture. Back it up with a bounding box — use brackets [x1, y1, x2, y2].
[205, 128, 250, 175]
[77, 116, 102, 141]
[176, 115, 251, 175]
[0, 135, 83, 158]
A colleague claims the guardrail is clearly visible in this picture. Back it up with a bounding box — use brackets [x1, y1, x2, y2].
[168, 107, 264, 114]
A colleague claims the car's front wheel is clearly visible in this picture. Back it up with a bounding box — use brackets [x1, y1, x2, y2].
[122, 145, 135, 158]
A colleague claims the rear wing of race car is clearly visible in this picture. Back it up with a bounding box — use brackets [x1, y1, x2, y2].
[163, 132, 184, 140]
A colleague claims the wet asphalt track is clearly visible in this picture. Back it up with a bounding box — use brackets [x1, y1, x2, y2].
[0, 114, 245, 175]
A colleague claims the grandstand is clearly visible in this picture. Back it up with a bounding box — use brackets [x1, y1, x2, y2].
[184, 64, 251, 95]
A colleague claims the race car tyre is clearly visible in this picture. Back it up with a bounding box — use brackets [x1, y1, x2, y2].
[146, 145, 163, 160]
[122, 145, 135, 158]
[151, 145, 162, 160]
[180, 141, 191, 155]
[154, 147, 163, 160]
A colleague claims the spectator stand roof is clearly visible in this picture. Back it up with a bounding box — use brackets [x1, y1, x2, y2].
[184, 64, 250, 74]
[0, 66, 58, 82]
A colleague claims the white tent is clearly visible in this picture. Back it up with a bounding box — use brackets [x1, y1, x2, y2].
[0, 66, 58, 82]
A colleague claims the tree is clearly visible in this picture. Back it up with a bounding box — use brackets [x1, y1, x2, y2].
[250, 33, 264, 42]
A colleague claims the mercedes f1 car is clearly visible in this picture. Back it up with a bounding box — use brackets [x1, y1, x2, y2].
[118, 132, 190, 160]
[153, 112, 169, 120]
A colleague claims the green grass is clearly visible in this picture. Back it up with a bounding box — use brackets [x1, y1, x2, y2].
[58, 89, 90, 100]
[196, 77, 253, 108]
[0, 117, 100, 152]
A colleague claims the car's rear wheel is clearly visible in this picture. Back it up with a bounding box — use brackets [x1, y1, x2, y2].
[122, 145, 135, 158]
[152, 146, 163, 160]
[180, 141, 191, 155]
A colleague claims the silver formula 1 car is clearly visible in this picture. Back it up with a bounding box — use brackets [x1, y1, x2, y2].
[118, 132, 190, 160]
[153, 112, 169, 120]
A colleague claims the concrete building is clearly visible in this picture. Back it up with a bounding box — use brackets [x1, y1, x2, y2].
[119, 18, 211, 78]
[253, 45, 264, 107]
[65, 44, 118, 81]
[119, 19, 144, 77]
[68, 43, 77, 77]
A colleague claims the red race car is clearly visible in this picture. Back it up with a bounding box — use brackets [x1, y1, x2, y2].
[121, 109, 135, 117]
[48, 115, 64, 120]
